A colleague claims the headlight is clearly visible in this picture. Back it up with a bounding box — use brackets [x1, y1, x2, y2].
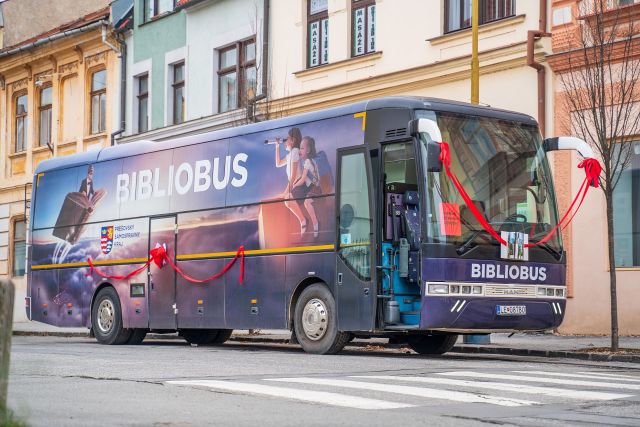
[450, 285, 460, 294]
[537, 287, 546, 296]
[555, 288, 564, 297]
[428, 284, 449, 294]
[472, 285, 483, 294]
[461, 285, 471, 294]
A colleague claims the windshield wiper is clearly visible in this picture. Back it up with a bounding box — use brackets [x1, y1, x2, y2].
[528, 240, 562, 261]
[456, 230, 494, 256]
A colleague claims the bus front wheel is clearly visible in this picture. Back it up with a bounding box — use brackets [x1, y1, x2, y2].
[294, 283, 350, 355]
[92, 287, 132, 345]
[407, 334, 458, 355]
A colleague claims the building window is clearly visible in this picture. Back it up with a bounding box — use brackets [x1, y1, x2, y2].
[352, 0, 376, 57]
[90, 70, 107, 134]
[12, 219, 26, 277]
[14, 93, 28, 153]
[137, 74, 149, 132]
[308, 0, 329, 67]
[144, 0, 176, 22]
[172, 62, 185, 125]
[613, 141, 640, 267]
[445, 0, 515, 33]
[217, 38, 256, 113]
[38, 85, 53, 147]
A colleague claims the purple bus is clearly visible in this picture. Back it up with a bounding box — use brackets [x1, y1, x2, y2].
[26, 97, 583, 354]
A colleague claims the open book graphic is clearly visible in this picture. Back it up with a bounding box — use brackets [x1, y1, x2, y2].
[52, 189, 106, 245]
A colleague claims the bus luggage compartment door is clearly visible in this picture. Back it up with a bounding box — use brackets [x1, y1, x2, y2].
[148, 216, 177, 330]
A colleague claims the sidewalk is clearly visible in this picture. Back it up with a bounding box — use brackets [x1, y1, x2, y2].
[12, 321, 640, 363]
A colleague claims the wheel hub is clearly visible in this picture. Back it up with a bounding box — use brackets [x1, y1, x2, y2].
[97, 299, 115, 333]
[302, 298, 328, 341]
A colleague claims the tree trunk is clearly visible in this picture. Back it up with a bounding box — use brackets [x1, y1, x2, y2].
[604, 191, 619, 352]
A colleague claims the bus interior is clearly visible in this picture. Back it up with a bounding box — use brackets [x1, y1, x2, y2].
[380, 141, 422, 328]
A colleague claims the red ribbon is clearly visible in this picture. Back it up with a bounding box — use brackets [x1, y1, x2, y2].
[86, 245, 245, 284]
[436, 141, 601, 248]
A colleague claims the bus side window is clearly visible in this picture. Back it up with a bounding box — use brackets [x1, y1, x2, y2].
[338, 152, 371, 280]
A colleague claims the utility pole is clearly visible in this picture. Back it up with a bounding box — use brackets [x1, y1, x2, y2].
[465, 0, 491, 346]
[471, 0, 479, 104]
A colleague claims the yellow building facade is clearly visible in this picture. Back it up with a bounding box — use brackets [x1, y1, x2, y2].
[0, 9, 120, 321]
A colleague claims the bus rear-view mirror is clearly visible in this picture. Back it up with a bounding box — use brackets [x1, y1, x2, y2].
[542, 136, 594, 159]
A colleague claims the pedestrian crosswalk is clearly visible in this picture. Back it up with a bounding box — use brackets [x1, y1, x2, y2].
[166, 369, 640, 410]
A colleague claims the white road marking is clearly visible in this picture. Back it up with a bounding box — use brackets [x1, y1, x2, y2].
[165, 380, 413, 410]
[353, 375, 632, 401]
[266, 377, 538, 407]
[576, 372, 640, 382]
[438, 371, 640, 391]
[514, 371, 640, 383]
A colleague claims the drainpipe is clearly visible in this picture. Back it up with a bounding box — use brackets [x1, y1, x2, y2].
[261, 0, 269, 108]
[527, 0, 551, 137]
[110, 32, 127, 146]
[101, 23, 120, 53]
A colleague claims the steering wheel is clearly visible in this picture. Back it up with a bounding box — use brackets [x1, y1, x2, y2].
[504, 213, 528, 223]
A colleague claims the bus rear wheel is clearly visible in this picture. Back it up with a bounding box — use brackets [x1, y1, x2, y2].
[180, 329, 219, 345]
[211, 329, 233, 344]
[92, 287, 132, 345]
[294, 283, 350, 355]
[126, 329, 147, 345]
[407, 334, 458, 355]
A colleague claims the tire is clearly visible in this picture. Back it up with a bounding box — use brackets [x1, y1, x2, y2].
[126, 329, 147, 345]
[92, 287, 132, 345]
[407, 334, 458, 355]
[211, 329, 233, 344]
[180, 329, 220, 345]
[293, 283, 350, 354]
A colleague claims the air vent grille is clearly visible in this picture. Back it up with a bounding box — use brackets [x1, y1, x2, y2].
[385, 128, 407, 138]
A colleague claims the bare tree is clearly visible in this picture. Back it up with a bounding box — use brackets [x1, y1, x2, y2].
[557, 0, 640, 351]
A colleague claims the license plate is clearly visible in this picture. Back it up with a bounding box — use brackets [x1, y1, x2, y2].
[496, 305, 526, 316]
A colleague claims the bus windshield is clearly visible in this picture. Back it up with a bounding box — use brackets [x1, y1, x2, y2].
[419, 111, 562, 259]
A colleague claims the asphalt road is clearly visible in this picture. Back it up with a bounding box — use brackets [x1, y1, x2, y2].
[7, 336, 640, 426]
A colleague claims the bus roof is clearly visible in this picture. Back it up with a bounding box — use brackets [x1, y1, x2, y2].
[35, 96, 536, 174]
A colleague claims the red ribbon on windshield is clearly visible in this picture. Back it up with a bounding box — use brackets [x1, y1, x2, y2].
[86, 245, 245, 284]
[437, 141, 601, 248]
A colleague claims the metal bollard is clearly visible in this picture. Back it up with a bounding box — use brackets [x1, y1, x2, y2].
[0, 279, 15, 415]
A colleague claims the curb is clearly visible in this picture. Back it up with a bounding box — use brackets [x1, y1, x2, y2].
[13, 330, 640, 363]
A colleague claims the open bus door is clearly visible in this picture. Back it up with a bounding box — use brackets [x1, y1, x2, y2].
[148, 215, 177, 330]
[335, 147, 376, 331]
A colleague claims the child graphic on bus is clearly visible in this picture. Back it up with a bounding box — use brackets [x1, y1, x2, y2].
[274, 127, 308, 235]
[291, 136, 320, 238]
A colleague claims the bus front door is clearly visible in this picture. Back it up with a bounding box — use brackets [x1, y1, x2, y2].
[335, 147, 376, 331]
[148, 215, 177, 330]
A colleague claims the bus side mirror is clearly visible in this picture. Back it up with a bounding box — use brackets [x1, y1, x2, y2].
[425, 140, 442, 172]
[411, 118, 443, 172]
[543, 136, 594, 159]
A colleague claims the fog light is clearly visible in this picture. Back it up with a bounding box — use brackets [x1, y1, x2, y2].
[428, 284, 449, 294]
[472, 286, 483, 294]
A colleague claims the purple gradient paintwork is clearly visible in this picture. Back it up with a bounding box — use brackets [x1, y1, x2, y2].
[420, 296, 565, 331]
[28, 114, 361, 330]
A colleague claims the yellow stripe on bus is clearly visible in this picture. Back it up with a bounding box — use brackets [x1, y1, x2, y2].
[31, 257, 149, 270]
[177, 244, 335, 260]
[30, 245, 335, 270]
